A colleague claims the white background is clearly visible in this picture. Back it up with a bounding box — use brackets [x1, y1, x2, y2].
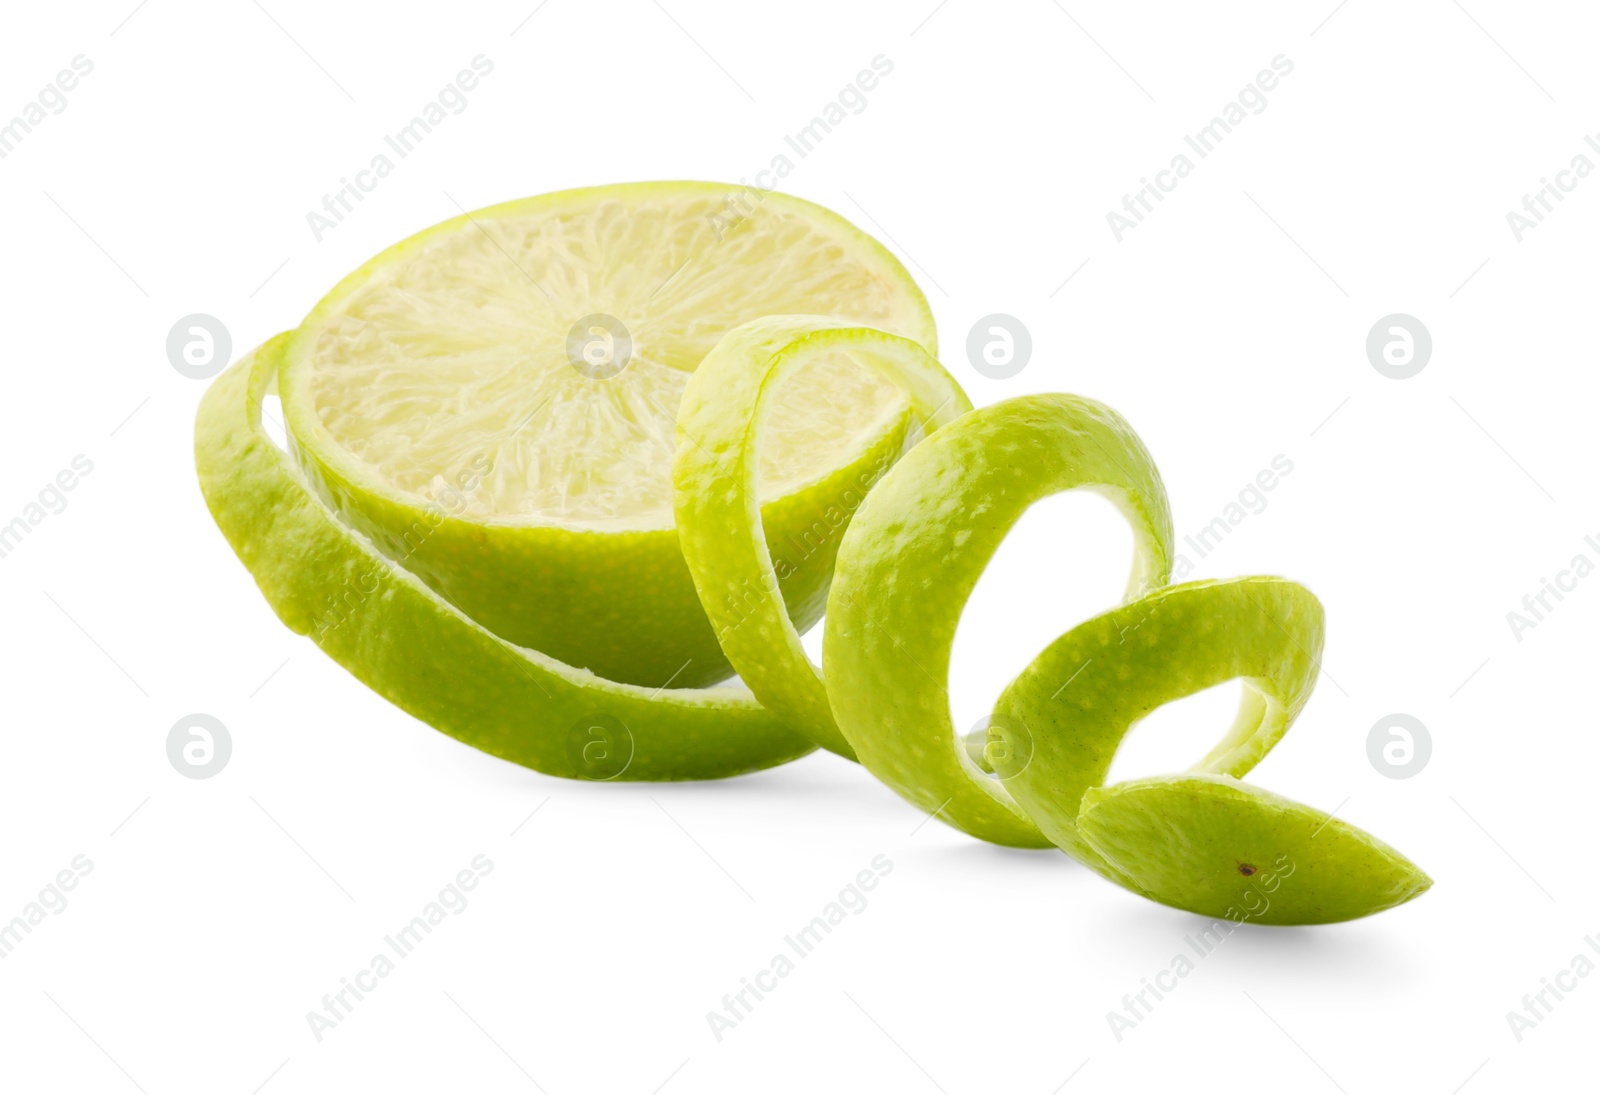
[0, 1, 1593, 1091]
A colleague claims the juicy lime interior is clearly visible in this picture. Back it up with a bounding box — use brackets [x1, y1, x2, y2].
[295, 187, 926, 529]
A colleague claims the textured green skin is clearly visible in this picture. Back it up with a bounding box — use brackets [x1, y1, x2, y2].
[994, 577, 1323, 875]
[279, 182, 935, 690]
[673, 317, 973, 758]
[202, 324, 1432, 919]
[824, 395, 1175, 847]
[196, 335, 815, 780]
[289, 401, 908, 692]
[1079, 775, 1433, 924]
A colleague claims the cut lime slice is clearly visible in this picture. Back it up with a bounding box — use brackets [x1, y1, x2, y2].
[196, 334, 814, 780]
[279, 182, 935, 688]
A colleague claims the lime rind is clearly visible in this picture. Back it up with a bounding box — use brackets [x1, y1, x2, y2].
[823, 393, 1176, 848]
[672, 316, 974, 758]
[196, 223, 1431, 923]
[994, 577, 1323, 870]
[196, 334, 815, 780]
[1078, 774, 1433, 925]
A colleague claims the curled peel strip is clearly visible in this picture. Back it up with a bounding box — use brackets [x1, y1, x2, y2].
[678, 318, 1430, 921]
[200, 320, 1430, 922]
[822, 392, 1175, 848]
[672, 316, 975, 760]
[195, 333, 815, 781]
[1077, 774, 1432, 924]
[994, 577, 1428, 923]
[995, 576, 1325, 872]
